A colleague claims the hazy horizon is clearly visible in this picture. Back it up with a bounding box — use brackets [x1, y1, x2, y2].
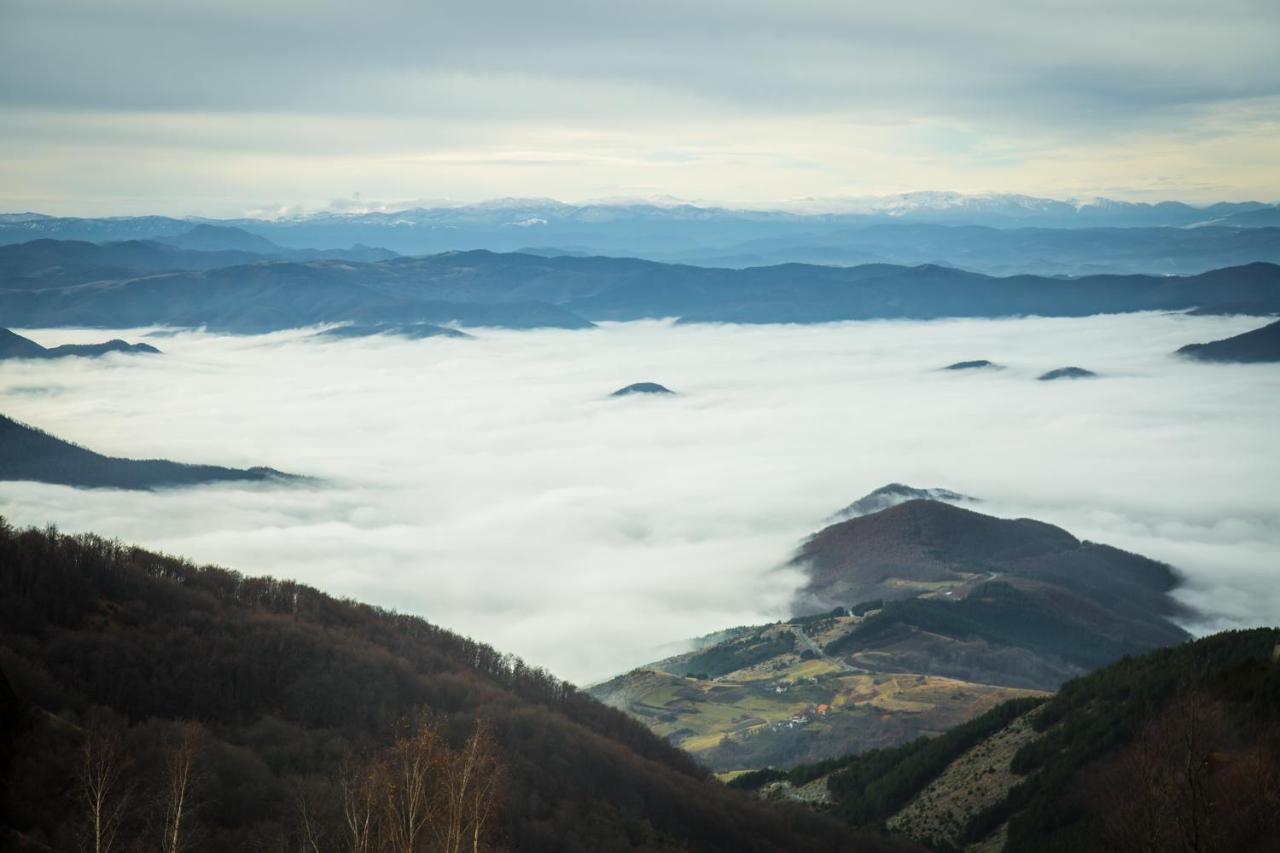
[7, 189, 1280, 222]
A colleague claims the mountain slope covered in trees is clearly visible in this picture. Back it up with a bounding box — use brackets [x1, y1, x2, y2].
[731, 628, 1280, 853]
[0, 520, 912, 853]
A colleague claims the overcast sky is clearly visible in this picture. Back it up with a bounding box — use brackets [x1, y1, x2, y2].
[0, 0, 1278, 216]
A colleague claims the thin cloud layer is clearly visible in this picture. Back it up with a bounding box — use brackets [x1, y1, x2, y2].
[0, 313, 1277, 683]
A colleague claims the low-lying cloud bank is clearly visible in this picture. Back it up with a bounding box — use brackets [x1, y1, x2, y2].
[1, 313, 1276, 683]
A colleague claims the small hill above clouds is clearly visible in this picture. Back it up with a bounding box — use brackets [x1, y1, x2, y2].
[793, 500, 1188, 665]
[828, 483, 974, 522]
[610, 382, 675, 396]
[1037, 366, 1098, 380]
[942, 359, 999, 370]
[315, 322, 472, 340]
[0, 327, 158, 360]
[1176, 317, 1280, 363]
[794, 499, 1083, 607]
[0, 414, 295, 490]
[592, 492, 1191, 772]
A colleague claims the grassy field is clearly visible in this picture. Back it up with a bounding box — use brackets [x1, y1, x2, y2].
[599, 651, 1045, 771]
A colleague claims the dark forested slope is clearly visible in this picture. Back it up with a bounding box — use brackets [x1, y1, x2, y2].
[0, 415, 295, 490]
[0, 327, 157, 360]
[735, 629, 1280, 853]
[0, 520, 910, 853]
[1177, 317, 1280, 363]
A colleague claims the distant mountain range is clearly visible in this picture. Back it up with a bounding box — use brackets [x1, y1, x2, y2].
[3, 195, 1280, 275]
[3, 241, 1279, 332]
[1177, 318, 1280, 363]
[590, 488, 1190, 772]
[0, 414, 296, 490]
[0, 228, 395, 291]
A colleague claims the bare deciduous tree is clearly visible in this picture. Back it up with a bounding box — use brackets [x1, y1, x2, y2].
[440, 717, 499, 850]
[78, 720, 132, 853]
[340, 756, 378, 853]
[1093, 692, 1229, 853]
[159, 721, 202, 853]
[378, 713, 444, 853]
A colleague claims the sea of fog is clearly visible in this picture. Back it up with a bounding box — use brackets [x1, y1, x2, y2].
[1, 313, 1278, 684]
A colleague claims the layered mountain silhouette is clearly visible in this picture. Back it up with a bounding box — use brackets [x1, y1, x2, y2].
[2, 242, 1278, 332]
[4, 198, 1280, 275]
[0, 232, 396, 291]
[1176, 318, 1280, 363]
[0, 327, 158, 360]
[0, 414, 296, 490]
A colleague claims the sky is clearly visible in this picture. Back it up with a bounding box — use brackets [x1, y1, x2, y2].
[1, 314, 1277, 684]
[1, 0, 1279, 216]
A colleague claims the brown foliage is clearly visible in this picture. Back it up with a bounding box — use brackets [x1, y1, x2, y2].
[337, 712, 505, 853]
[1091, 691, 1280, 853]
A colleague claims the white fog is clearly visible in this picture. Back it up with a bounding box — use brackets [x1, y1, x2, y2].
[1, 312, 1277, 683]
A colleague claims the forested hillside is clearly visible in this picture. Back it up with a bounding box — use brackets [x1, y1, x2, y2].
[734, 629, 1280, 852]
[0, 520, 911, 853]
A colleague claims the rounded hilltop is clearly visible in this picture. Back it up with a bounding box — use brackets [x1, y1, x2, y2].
[610, 382, 675, 397]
